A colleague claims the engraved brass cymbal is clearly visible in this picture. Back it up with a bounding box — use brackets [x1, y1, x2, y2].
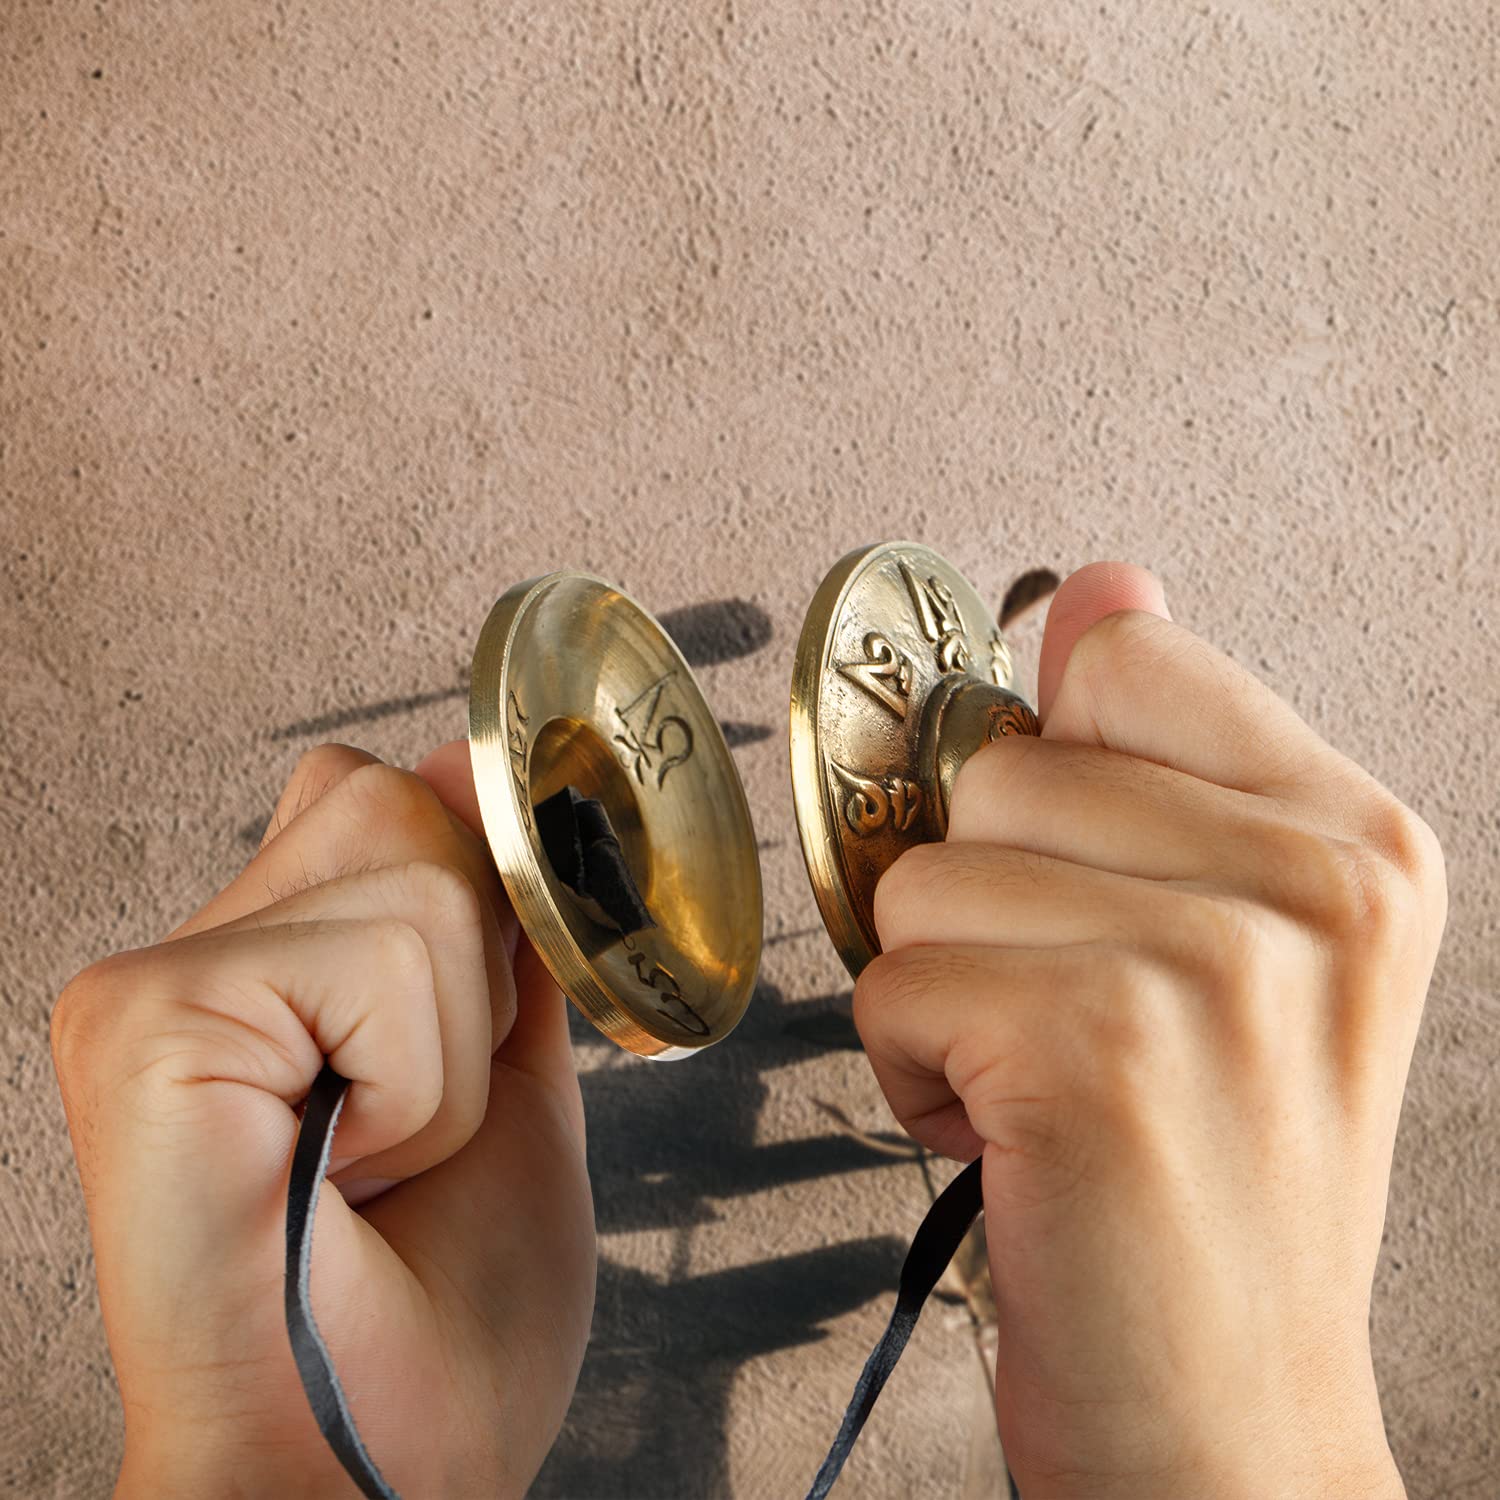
[468, 572, 762, 1059]
[789, 542, 1040, 981]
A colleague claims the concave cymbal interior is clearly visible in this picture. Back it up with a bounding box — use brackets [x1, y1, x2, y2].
[469, 572, 762, 1059]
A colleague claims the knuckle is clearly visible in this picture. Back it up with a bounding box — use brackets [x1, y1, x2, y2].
[1322, 835, 1415, 947]
[858, 942, 984, 1038]
[274, 744, 374, 825]
[948, 732, 1042, 834]
[288, 741, 368, 789]
[871, 842, 946, 946]
[952, 845, 1038, 916]
[1259, 818, 1416, 947]
[342, 762, 447, 838]
[365, 917, 434, 990]
[854, 945, 945, 1034]
[50, 952, 135, 1071]
[851, 951, 902, 1034]
[876, 842, 1046, 951]
[1363, 796, 1447, 919]
[1071, 607, 1172, 683]
[1071, 613, 1234, 745]
[396, 859, 483, 933]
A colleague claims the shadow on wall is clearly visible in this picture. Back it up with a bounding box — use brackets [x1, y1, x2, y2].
[531, 980, 916, 1500]
[258, 598, 778, 753]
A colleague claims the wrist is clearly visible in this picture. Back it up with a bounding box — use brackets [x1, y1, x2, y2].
[1183, 1434, 1404, 1500]
[116, 1433, 328, 1500]
[1175, 1417, 1403, 1500]
[1019, 1447, 1404, 1500]
[1005, 1379, 1406, 1500]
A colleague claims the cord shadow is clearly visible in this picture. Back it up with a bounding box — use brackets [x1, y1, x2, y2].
[529, 979, 921, 1497]
[531, 1238, 905, 1499]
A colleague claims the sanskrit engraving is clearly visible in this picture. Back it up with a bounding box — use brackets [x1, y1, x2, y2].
[899, 559, 970, 673]
[839, 632, 913, 719]
[987, 698, 1040, 741]
[506, 688, 532, 832]
[829, 759, 923, 836]
[614, 671, 695, 790]
[624, 942, 711, 1037]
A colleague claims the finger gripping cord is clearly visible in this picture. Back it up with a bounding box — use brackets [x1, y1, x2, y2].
[286, 1070, 998, 1498]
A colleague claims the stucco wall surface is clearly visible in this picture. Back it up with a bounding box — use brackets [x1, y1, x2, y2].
[2, 2, 1497, 1496]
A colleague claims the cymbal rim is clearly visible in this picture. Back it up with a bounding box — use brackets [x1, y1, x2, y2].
[789, 541, 902, 980]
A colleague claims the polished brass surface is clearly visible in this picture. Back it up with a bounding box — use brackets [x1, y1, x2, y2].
[789, 542, 1040, 980]
[469, 572, 762, 1059]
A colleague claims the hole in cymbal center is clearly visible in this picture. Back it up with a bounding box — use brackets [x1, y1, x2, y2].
[526, 715, 654, 926]
[534, 786, 654, 935]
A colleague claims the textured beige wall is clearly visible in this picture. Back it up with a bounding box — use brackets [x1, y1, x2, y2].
[2, 2, 1497, 1496]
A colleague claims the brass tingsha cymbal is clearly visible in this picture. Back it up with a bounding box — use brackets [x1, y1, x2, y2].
[468, 572, 762, 1059]
[789, 542, 1040, 981]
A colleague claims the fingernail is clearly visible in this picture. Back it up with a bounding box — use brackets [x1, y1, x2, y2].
[339, 1177, 400, 1207]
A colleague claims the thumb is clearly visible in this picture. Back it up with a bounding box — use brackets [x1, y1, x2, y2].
[414, 738, 521, 968]
[1032, 563, 1352, 799]
[1036, 561, 1171, 737]
[412, 738, 489, 843]
[414, 738, 578, 1101]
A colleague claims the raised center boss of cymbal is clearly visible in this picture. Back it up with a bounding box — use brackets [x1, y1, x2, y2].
[467, 572, 762, 1059]
[789, 542, 1041, 981]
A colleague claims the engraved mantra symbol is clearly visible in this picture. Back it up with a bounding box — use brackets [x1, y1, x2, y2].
[899, 560, 970, 673]
[506, 688, 532, 832]
[622, 935, 711, 1037]
[830, 759, 923, 836]
[614, 671, 695, 789]
[987, 698, 1040, 741]
[839, 632, 913, 719]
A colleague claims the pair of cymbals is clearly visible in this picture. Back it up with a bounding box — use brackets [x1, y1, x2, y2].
[467, 541, 1039, 1060]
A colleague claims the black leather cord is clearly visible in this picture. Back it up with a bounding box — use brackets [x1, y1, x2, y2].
[285, 1062, 399, 1500]
[533, 784, 655, 936]
[803, 1155, 986, 1499]
[285, 1065, 1002, 1499]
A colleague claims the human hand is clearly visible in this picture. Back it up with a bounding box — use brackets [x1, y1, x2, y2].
[50, 741, 595, 1499]
[856, 563, 1445, 1500]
